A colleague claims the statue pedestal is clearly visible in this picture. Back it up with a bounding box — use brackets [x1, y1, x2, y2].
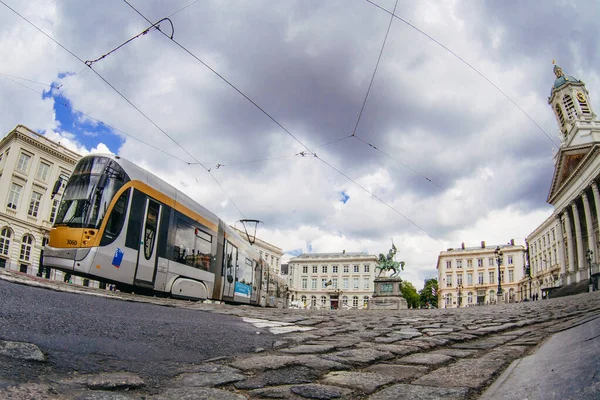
[368, 278, 408, 310]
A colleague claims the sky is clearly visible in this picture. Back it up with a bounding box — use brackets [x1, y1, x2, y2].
[1, 0, 599, 289]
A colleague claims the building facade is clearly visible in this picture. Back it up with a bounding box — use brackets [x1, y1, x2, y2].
[288, 251, 378, 309]
[437, 240, 526, 308]
[231, 226, 283, 274]
[0, 125, 80, 278]
[523, 64, 600, 295]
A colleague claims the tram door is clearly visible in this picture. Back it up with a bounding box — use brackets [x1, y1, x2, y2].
[222, 241, 238, 298]
[251, 262, 261, 303]
[135, 199, 162, 283]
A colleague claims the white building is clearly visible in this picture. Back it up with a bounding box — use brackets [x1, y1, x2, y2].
[524, 63, 600, 296]
[437, 240, 526, 308]
[231, 226, 283, 274]
[0, 125, 79, 278]
[288, 251, 378, 309]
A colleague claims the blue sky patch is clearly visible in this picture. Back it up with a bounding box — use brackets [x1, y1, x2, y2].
[286, 248, 303, 257]
[340, 191, 349, 204]
[42, 80, 123, 154]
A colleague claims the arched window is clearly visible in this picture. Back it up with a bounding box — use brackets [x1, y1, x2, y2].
[563, 94, 576, 120]
[352, 296, 359, 308]
[555, 103, 565, 129]
[342, 295, 348, 306]
[320, 296, 327, 307]
[310, 295, 317, 307]
[489, 290, 496, 303]
[20, 235, 34, 261]
[467, 292, 473, 304]
[445, 293, 452, 307]
[0, 227, 12, 256]
[301, 295, 307, 305]
[363, 296, 370, 307]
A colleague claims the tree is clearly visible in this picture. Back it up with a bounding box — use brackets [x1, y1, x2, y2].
[419, 278, 438, 308]
[400, 281, 420, 309]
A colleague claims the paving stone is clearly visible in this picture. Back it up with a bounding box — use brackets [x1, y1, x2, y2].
[150, 387, 246, 400]
[431, 348, 478, 358]
[397, 353, 453, 365]
[175, 370, 245, 387]
[73, 391, 137, 400]
[396, 339, 435, 349]
[414, 359, 506, 388]
[364, 363, 429, 381]
[0, 341, 45, 362]
[0, 383, 58, 400]
[368, 383, 470, 400]
[230, 355, 297, 371]
[280, 344, 336, 354]
[321, 371, 396, 394]
[421, 328, 455, 335]
[234, 366, 320, 389]
[65, 372, 145, 390]
[249, 385, 301, 399]
[357, 342, 421, 356]
[290, 383, 353, 399]
[321, 348, 394, 365]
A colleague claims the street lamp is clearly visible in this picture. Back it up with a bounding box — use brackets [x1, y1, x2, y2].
[586, 250, 593, 290]
[494, 246, 503, 302]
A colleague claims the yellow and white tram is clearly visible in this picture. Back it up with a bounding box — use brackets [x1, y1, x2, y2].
[43, 154, 287, 307]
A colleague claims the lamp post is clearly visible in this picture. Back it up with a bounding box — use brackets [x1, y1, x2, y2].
[586, 250, 593, 291]
[494, 246, 503, 303]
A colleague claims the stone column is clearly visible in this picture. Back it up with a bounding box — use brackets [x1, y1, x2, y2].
[582, 190, 596, 256]
[592, 182, 600, 251]
[564, 208, 575, 282]
[555, 214, 566, 278]
[572, 201, 585, 281]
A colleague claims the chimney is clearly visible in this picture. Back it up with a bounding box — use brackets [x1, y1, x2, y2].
[481, 241, 486, 248]
[342, 250, 346, 254]
[461, 242, 465, 250]
[510, 239, 515, 246]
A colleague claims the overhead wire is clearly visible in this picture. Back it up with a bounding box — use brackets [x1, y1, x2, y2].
[122, 0, 439, 241]
[0, 0, 246, 218]
[365, 0, 558, 148]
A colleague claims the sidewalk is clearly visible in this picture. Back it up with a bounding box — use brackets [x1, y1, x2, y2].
[480, 314, 600, 399]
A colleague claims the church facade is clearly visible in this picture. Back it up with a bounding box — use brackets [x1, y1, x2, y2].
[523, 64, 600, 299]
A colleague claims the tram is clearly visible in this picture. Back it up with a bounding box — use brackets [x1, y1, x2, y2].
[43, 154, 287, 307]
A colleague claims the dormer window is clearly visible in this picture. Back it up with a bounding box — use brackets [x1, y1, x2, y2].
[563, 94, 576, 121]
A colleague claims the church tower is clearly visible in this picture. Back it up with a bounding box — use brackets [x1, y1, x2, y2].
[548, 62, 598, 147]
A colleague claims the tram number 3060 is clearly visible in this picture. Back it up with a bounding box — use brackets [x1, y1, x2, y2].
[67, 239, 78, 245]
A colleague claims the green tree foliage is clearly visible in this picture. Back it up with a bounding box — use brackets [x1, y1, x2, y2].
[419, 278, 439, 308]
[400, 281, 420, 309]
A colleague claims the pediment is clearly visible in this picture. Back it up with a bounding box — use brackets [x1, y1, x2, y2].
[547, 144, 598, 204]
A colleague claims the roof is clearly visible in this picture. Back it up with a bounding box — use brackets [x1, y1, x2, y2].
[553, 75, 580, 89]
[289, 252, 376, 261]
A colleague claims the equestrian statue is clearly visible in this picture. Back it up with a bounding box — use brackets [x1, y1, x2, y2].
[376, 241, 405, 279]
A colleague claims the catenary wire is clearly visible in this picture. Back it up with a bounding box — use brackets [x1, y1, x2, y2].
[122, 0, 439, 240]
[167, 0, 201, 18]
[0, 0, 246, 218]
[365, 0, 558, 148]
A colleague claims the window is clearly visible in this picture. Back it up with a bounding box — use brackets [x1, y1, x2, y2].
[489, 271, 495, 283]
[445, 293, 452, 307]
[353, 265, 359, 273]
[301, 295, 307, 305]
[0, 227, 11, 256]
[563, 94, 576, 120]
[332, 265, 338, 273]
[27, 192, 42, 217]
[173, 220, 212, 270]
[363, 296, 369, 307]
[467, 292, 473, 304]
[489, 290, 496, 303]
[49, 199, 60, 223]
[478, 272, 484, 284]
[302, 278, 307, 289]
[312, 266, 318, 273]
[332, 278, 338, 288]
[321, 278, 328, 288]
[343, 277, 349, 289]
[19, 235, 33, 261]
[343, 265, 349, 273]
[509, 270, 514, 283]
[16, 152, 31, 172]
[500, 270, 505, 283]
[342, 296, 348, 306]
[311, 296, 317, 307]
[446, 260, 452, 269]
[364, 264, 370, 273]
[477, 258, 483, 267]
[555, 103, 566, 128]
[100, 190, 130, 245]
[577, 92, 591, 115]
[322, 265, 327, 273]
[302, 266, 308, 274]
[446, 274, 452, 287]
[467, 273, 473, 286]
[456, 260, 463, 268]
[353, 277, 359, 289]
[363, 277, 370, 289]
[488, 257, 494, 266]
[467, 259, 473, 268]
[320, 296, 327, 306]
[352, 296, 359, 308]
[7, 183, 22, 210]
[457, 274, 463, 286]
[507, 255, 513, 265]
[311, 278, 317, 289]
[36, 162, 51, 181]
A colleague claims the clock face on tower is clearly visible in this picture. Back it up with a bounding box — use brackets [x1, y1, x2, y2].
[576, 91, 586, 103]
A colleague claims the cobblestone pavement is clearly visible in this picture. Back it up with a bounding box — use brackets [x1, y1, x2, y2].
[2, 269, 600, 399]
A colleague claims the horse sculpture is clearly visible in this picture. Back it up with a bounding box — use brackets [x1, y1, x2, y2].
[376, 243, 405, 278]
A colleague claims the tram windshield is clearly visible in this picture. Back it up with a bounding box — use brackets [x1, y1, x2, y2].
[54, 156, 130, 229]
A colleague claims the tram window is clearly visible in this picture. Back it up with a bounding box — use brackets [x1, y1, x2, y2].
[173, 220, 195, 266]
[193, 228, 212, 271]
[224, 242, 238, 283]
[100, 189, 130, 246]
